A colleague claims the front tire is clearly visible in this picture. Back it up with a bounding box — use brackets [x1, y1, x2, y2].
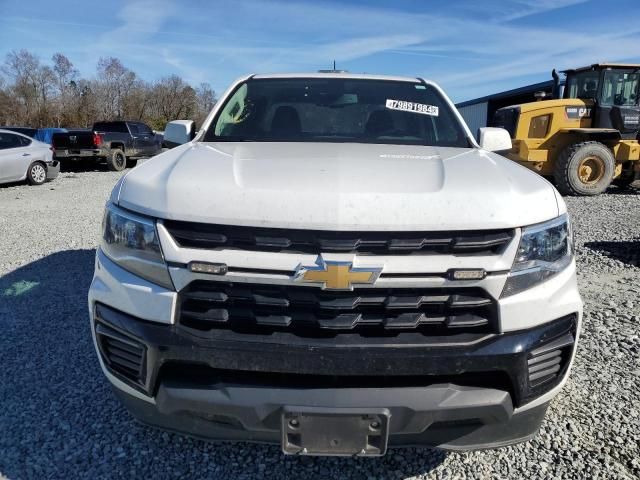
[27, 162, 47, 185]
[554, 141, 615, 196]
[107, 149, 127, 172]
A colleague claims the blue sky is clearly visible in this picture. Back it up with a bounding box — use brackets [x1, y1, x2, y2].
[1, 0, 639, 102]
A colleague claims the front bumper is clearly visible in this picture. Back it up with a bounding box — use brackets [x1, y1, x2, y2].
[114, 373, 550, 451]
[54, 148, 104, 159]
[91, 298, 577, 451]
[89, 247, 582, 452]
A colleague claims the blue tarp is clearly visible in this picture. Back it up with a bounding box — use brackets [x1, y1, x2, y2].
[34, 128, 67, 144]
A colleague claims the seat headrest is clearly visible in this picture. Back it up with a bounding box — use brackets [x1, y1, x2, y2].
[271, 106, 301, 136]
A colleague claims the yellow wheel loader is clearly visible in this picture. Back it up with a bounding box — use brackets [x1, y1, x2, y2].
[494, 64, 640, 195]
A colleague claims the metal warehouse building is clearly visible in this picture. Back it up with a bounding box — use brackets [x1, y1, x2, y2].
[456, 80, 554, 138]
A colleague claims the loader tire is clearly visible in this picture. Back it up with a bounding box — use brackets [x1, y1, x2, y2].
[554, 141, 615, 196]
[107, 149, 127, 172]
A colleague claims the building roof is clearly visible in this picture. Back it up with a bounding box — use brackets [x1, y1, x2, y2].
[455, 80, 554, 108]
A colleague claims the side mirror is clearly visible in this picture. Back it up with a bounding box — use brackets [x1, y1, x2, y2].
[478, 127, 512, 152]
[164, 120, 196, 148]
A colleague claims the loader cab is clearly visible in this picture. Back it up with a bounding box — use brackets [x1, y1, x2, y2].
[562, 64, 640, 138]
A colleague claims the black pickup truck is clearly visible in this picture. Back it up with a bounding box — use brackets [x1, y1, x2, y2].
[52, 121, 162, 171]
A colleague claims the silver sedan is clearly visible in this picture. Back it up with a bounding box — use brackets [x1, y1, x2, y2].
[0, 129, 60, 185]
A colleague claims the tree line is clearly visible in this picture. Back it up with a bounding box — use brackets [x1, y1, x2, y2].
[0, 50, 216, 131]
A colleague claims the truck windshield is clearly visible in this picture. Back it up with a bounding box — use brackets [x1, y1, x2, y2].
[601, 70, 639, 106]
[93, 122, 129, 133]
[565, 71, 600, 100]
[205, 78, 469, 147]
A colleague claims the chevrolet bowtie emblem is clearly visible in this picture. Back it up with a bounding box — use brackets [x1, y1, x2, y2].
[294, 258, 383, 290]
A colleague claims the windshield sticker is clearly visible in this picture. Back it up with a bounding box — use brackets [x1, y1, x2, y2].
[386, 99, 439, 116]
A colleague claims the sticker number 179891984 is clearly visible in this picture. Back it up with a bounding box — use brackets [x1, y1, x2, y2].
[385, 99, 439, 116]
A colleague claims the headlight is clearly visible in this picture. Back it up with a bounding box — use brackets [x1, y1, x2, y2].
[501, 215, 573, 297]
[101, 203, 174, 289]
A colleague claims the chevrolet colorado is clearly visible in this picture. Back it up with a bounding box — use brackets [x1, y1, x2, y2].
[89, 73, 583, 456]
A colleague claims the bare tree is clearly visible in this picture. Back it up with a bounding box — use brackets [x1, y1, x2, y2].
[123, 79, 153, 121]
[196, 82, 216, 125]
[51, 53, 78, 126]
[2, 50, 56, 126]
[3, 50, 40, 125]
[0, 50, 215, 129]
[0, 76, 13, 125]
[69, 79, 97, 127]
[95, 57, 136, 120]
[153, 75, 197, 120]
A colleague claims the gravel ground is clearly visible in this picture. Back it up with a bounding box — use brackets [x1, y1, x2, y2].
[0, 163, 638, 479]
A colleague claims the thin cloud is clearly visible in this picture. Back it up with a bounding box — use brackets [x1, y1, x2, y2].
[92, 0, 176, 53]
[498, 0, 589, 21]
[1, 0, 639, 101]
[160, 48, 207, 85]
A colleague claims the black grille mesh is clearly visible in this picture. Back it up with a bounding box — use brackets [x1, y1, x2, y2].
[527, 331, 574, 389]
[178, 281, 497, 336]
[164, 220, 514, 255]
[96, 323, 146, 385]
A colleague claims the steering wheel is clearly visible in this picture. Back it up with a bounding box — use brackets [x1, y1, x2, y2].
[614, 94, 626, 106]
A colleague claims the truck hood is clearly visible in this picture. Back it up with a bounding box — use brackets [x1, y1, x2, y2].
[506, 98, 592, 114]
[116, 142, 560, 231]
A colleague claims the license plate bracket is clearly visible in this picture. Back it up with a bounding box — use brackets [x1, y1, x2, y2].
[281, 407, 390, 456]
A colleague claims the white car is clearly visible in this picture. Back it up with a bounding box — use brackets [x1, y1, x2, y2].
[89, 73, 582, 456]
[0, 129, 60, 185]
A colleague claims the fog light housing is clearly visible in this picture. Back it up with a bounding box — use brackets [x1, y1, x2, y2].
[189, 262, 228, 275]
[448, 269, 486, 281]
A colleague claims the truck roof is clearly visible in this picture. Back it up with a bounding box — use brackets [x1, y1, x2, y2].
[562, 63, 640, 73]
[251, 72, 425, 83]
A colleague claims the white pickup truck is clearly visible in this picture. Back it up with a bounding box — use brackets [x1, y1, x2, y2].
[89, 72, 582, 456]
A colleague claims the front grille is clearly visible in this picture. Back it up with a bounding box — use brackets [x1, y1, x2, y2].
[96, 322, 146, 385]
[164, 220, 514, 255]
[178, 281, 498, 337]
[527, 331, 574, 389]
